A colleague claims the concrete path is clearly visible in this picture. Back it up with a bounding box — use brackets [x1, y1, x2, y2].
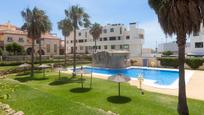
[129, 70, 204, 101]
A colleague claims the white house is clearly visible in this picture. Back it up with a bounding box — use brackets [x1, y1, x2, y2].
[66, 23, 144, 58]
[189, 27, 204, 56]
[158, 41, 190, 55]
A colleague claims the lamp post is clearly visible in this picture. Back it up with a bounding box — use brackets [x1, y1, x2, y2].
[138, 74, 144, 95]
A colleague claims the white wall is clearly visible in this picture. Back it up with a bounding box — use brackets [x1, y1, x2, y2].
[190, 27, 204, 55]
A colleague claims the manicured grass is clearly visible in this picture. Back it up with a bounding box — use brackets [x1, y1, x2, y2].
[0, 110, 6, 115]
[0, 71, 204, 115]
[0, 66, 17, 71]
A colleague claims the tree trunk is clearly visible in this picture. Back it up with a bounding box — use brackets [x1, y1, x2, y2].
[73, 23, 77, 77]
[31, 39, 35, 77]
[64, 36, 67, 65]
[177, 34, 189, 115]
[39, 39, 42, 65]
[94, 39, 97, 53]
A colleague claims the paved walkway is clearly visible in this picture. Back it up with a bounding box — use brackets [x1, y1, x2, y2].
[129, 70, 204, 101]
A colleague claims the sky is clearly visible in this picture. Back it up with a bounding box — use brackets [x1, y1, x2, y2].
[0, 0, 177, 49]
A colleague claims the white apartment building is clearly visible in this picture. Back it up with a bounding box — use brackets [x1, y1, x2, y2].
[189, 27, 204, 56]
[158, 41, 190, 55]
[66, 23, 144, 58]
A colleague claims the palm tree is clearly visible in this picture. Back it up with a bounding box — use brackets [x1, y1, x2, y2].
[89, 23, 102, 53]
[148, 0, 204, 115]
[64, 5, 91, 76]
[39, 20, 51, 65]
[58, 19, 73, 65]
[21, 7, 52, 77]
[89, 23, 102, 88]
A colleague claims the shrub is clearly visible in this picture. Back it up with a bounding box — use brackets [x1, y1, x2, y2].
[0, 48, 3, 56]
[158, 58, 179, 68]
[185, 58, 204, 69]
[162, 51, 173, 56]
[5, 43, 24, 55]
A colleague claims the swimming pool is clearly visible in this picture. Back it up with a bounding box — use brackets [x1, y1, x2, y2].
[74, 66, 193, 89]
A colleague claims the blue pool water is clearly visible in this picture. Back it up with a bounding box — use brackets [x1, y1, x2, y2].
[82, 67, 179, 86]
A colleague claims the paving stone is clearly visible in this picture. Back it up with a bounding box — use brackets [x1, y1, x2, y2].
[5, 108, 12, 112]
[8, 109, 16, 115]
[2, 104, 10, 110]
[13, 111, 24, 115]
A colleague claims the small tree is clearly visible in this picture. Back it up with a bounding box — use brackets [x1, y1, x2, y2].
[5, 44, 13, 55]
[5, 43, 24, 55]
[162, 51, 173, 57]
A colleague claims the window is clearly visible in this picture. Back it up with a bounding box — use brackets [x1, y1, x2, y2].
[109, 37, 116, 41]
[139, 34, 144, 39]
[120, 27, 122, 34]
[103, 29, 107, 33]
[126, 36, 130, 40]
[54, 44, 57, 53]
[123, 44, 129, 50]
[18, 38, 24, 42]
[85, 32, 87, 38]
[78, 32, 81, 36]
[111, 45, 115, 49]
[100, 38, 103, 41]
[85, 39, 87, 42]
[103, 37, 107, 41]
[71, 40, 73, 43]
[104, 45, 108, 49]
[80, 46, 84, 50]
[118, 37, 121, 40]
[120, 45, 123, 49]
[193, 32, 200, 36]
[89, 46, 92, 49]
[7, 37, 13, 42]
[195, 42, 203, 48]
[79, 40, 83, 43]
[98, 46, 101, 50]
[110, 28, 114, 32]
[47, 44, 50, 53]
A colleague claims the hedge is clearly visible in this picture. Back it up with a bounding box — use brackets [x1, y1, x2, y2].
[158, 57, 204, 69]
[185, 58, 204, 69]
[158, 58, 179, 68]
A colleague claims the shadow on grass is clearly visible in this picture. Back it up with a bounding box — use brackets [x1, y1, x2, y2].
[107, 96, 131, 104]
[49, 77, 84, 86]
[16, 72, 30, 76]
[70, 88, 91, 93]
[15, 77, 48, 82]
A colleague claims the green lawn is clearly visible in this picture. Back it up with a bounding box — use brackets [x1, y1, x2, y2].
[0, 71, 204, 115]
[0, 66, 17, 71]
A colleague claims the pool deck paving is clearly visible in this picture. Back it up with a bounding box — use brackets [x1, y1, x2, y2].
[65, 69, 204, 101]
[130, 70, 204, 101]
